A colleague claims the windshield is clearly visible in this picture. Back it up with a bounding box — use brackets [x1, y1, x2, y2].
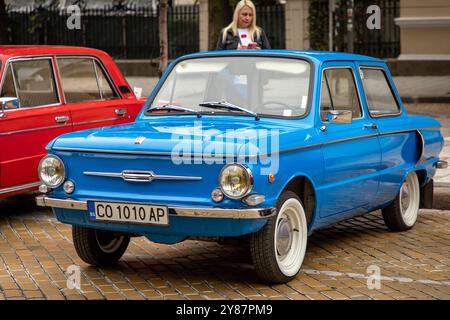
[148, 56, 311, 118]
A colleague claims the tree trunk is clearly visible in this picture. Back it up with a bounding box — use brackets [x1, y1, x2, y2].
[208, 0, 232, 50]
[159, 0, 169, 77]
[0, 0, 9, 44]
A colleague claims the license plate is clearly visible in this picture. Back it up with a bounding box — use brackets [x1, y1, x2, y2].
[88, 201, 168, 226]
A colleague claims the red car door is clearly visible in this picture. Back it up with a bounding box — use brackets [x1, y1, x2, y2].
[56, 56, 142, 131]
[0, 57, 71, 196]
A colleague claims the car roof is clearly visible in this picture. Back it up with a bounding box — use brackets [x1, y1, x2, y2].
[0, 45, 110, 60]
[180, 49, 384, 63]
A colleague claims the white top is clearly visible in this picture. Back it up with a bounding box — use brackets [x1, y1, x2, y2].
[237, 28, 250, 46]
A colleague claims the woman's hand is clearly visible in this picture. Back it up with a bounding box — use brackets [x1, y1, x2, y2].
[238, 42, 259, 50]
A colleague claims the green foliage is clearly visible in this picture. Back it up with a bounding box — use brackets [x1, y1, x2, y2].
[28, 8, 47, 34]
[27, 0, 59, 36]
[308, 0, 329, 50]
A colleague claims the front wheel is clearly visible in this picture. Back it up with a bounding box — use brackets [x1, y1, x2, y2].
[72, 226, 130, 266]
[249, 191, 308, 283]
[382, 171, 420, 231]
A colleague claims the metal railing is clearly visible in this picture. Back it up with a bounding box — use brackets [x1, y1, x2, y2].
[7, 5, 199, 60]
[6, 4, 286, 59]
[308, 0, 400, 58]
[258, 4, 286, 49]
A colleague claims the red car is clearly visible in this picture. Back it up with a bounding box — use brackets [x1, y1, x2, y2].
[0, 46, 145, 198]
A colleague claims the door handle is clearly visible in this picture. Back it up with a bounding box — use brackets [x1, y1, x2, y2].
[55, 115, 69, 123]
[364, 123, 378, 130]
[115, 108, 127, 116]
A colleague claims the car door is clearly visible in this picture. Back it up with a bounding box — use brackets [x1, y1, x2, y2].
[0, 57, 71, 195]
[56, 56, 142, 132]
[318, 62, 381, 218]
[357, 64, 418, 205]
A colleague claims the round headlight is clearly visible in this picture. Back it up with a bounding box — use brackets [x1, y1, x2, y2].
[38, 155, 65, 188]
[219, 164, 253, 199]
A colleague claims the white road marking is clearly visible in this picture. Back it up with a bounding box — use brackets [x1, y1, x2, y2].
[301, 269, 450, 286]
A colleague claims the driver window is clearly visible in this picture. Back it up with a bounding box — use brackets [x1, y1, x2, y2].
[10, 59, 59, 108]
[320, 68, 362, 122]
[12, 59, 59, 108]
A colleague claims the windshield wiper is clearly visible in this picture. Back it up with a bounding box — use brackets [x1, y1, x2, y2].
[148, 104, 202, 118]
[199, 101, 259, 120]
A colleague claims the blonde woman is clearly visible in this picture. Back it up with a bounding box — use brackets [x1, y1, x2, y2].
[216, 0, 271, 50]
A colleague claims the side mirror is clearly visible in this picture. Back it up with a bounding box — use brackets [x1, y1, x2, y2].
[327, 110, 352, 124]
[0, 97, 20, 118]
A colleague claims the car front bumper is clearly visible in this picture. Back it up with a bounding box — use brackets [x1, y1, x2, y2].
[35, 196, 276, 219]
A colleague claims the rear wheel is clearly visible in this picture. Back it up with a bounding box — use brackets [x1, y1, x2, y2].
[249, 191, 308, 283]
[382, 171, 420, 231]
[72, 226, 130, 266]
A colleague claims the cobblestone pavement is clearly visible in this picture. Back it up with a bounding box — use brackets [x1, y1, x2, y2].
[0, 189, 449, 300]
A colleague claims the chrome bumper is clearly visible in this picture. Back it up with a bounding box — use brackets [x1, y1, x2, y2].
[436, 160, 448, 169]
[35, 196, 275, 219]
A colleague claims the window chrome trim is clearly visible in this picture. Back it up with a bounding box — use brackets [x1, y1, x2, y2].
[92, 59, 103, 100]
[10, 63, 19, 103]
[0, 102, 65, 114]
[0, 56, 62, 109]
[319, 66, 365, 123]
[358, 66, 402, 118]
[0, 181, 41, 194]
[55, 55, 121, 104]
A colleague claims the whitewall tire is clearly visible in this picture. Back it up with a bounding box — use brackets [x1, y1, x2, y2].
[382, 171, 420, 231]
[250, 191, 308, 283]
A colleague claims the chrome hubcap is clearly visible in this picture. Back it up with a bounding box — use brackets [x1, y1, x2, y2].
[400, 182, 410, 212]
[274, 198, 308, 277]
[398, 172, 420, 227]
[276, 217, 293, 259]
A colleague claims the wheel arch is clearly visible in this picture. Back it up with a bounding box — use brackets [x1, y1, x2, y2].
[278, 174, 317, 228]
[400, 168, 428, 189]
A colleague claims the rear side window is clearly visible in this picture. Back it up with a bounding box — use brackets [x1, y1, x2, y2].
[320, 68, 362, 121]
[94, 60, 119, 100]
[9, 59, 59, 108]
[360, 68, 400, 116]
[57, 57, 118, 103]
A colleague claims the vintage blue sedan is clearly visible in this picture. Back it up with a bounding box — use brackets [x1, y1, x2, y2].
[36, 51, 447, 283]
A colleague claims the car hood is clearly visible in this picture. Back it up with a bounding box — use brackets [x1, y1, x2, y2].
[49, 116, 315, 157]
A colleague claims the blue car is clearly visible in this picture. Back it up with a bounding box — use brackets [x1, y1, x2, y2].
[36, 51, 447, 283]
